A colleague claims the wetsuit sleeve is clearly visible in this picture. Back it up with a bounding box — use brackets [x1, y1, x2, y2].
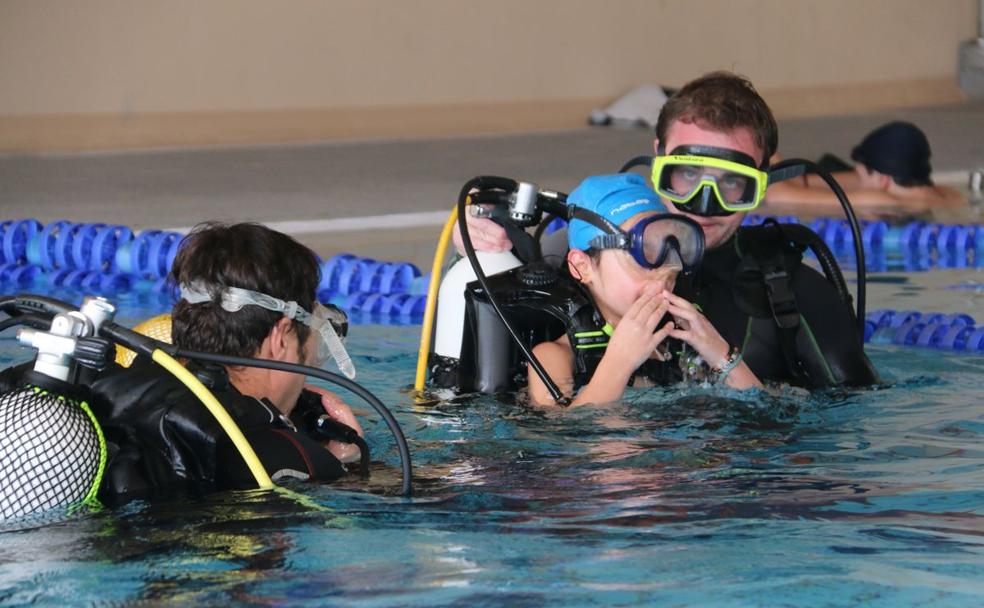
[793, 266, 880, 386]
[216, 425, 347, 488]
[216, 391, 347, 489]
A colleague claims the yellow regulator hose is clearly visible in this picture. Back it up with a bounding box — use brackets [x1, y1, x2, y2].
[151, 349, 274, 489]
[414, 206, 458, 392]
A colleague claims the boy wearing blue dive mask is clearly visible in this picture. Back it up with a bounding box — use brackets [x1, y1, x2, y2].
[527, 174, 762, 407]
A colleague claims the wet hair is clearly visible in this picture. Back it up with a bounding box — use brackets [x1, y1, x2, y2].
[170, 222, 320, 358]
[655, 71, 778, 166]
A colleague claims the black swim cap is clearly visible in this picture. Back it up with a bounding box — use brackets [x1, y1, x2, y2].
[851, 121, 933, 186]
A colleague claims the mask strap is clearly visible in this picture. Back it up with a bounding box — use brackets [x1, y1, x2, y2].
[180, 282, 213, 304]
[181, 281, 356, 377]
[569, 206, 629, 251]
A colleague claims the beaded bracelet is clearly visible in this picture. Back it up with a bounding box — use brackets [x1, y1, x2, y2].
[712, 347, 743, 384]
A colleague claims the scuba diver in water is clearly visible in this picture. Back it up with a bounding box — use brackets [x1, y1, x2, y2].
[527, 174, 762, 406]
[651, 72, 878, 388]
[1, 222, 364, 502]
[451, 71, 879, 390]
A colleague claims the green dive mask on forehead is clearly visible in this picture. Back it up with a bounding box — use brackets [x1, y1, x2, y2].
[652, 144, 769, 216]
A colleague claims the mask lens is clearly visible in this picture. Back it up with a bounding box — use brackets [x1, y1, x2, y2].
[637, 216, 703, 269]
[653, 155, 765, 213]
[666, 165, 701, 198]
[309, 303, 356, 378]
[313, 302, 348, 338]
[717, 172, 753, 205]
[310, 303, 348, 365]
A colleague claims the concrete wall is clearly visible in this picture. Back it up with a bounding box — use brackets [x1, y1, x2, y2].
[0, 0, 976, 151]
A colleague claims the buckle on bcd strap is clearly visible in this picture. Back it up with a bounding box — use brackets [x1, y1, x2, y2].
[573, 329, 609, 349]
[764, 269, 799, 330]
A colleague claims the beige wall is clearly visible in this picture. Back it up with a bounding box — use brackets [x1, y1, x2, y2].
[0, 0, 976, 151]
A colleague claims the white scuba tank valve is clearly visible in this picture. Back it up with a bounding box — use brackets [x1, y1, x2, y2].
[509, 181, 540, 226]
[16, 296, 117, 382]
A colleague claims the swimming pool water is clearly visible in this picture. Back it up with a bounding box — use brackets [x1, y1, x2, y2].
[1, 275, 984, 606]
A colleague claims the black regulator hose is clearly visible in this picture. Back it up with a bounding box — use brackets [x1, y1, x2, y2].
[0, 294, 76, 317]
[100, 322, 413, 496]
[779, 223, 855, 314]
[768, 159, 867, 332]
[0, 313, 57, 334]
[618, 155, 655, 174]
[457, 176, 571, 406]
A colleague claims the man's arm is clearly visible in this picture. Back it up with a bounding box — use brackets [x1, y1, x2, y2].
[763, 181, 914, 221]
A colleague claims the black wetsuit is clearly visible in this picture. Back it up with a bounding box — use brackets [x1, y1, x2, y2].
[0, 359, 347, 503]
[685, 234, 879, 388]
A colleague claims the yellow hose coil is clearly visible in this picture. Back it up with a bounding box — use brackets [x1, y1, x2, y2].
[414, 206, 458, 392]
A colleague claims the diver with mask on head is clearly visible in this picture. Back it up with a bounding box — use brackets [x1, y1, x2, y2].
[0, 222, 366, 504]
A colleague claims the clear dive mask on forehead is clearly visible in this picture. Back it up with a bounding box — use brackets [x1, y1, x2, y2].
[180, 282, 355, 379]
[652, 144, 769, 216]
[569, 207, 705, 272]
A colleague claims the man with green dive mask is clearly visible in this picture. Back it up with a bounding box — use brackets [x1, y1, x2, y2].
[649, 72, 876, 387]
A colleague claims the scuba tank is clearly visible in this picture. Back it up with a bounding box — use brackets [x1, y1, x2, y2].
[424, 176, 573, 402]
[434, 250, 522, 363]
[1, 296, 116, 521]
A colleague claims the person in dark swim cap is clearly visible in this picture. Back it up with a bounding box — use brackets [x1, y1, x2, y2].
[851, 121, 933, 186]
[763, 121, 967, 220]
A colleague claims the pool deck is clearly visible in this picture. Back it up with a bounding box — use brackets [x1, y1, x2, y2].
[2, 101, 983, 269]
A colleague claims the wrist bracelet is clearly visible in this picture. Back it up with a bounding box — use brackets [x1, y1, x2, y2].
[712, 347, 742, 383]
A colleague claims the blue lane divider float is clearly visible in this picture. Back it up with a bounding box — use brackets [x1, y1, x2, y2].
[743, 215, 984, 271]
[0, 219, 42, 265]
[0, 218, 429, 324]
[864, 309, 984, 352]
[13, 217, 981, 331]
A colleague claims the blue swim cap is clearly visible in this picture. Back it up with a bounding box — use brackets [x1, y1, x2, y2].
[567, 174, 665, 251]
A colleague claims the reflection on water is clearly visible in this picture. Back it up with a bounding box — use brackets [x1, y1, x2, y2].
[2, 325, 984, 605]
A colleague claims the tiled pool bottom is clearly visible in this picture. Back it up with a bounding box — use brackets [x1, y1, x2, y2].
[1, 265, 984, 605]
